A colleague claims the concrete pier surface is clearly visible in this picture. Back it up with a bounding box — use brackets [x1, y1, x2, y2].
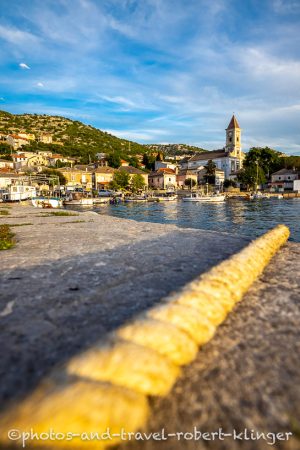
[0, 204, 299, 449]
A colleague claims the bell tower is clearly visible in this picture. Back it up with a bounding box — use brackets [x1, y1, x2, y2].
[225, 115, 241, 158]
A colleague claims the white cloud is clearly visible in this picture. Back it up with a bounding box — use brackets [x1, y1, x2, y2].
[19, 63, 30, 70]
[36, 82, 44, 87]
[0, 25, 39, 45]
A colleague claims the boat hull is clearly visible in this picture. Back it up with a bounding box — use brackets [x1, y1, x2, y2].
[32, 197, 63, 208]
[182, 195, 225, 202]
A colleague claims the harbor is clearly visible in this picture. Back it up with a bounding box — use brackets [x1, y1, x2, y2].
[0, 203, 300, 450]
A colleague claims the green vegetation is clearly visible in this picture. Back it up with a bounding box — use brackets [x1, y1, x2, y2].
[146, 143, 207, 157]
[42, 211, 79, 216]
[0, 109, 147, 164]
[109, 170, 130, 190]
[204, 160, 217, 185]
[238, 147, 280, 189]
[184, 178, 197, 188]
[0, 209, 9, 216]
[41, 168, 67, 185]
[224, 179, 237, 188]
[0, 224, 15, 250]
[7, 223, 32, 227]
[131, 174, 146, 192]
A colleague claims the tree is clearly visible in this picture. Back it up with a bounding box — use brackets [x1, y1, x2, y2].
[0, 143, 12, 157]
[107, 152, 121, 169]
[142, 153, 155, 171]
[204, 160, 216, 185]
[109, 169, 130, 190]
[184, 178, 197, 188]
[42, 168, 67, 185]
[237, 165, 266, 190]
[156, 151, 164, 162]
[131, 174, 146, 192]
[224, 179, 237, 188]
[244, 147, 282, 178]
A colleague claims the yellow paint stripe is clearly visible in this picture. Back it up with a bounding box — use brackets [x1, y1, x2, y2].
[0, 224, 289, 449]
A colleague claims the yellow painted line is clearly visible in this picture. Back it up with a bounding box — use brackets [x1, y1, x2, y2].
[0, 224, 290, 448]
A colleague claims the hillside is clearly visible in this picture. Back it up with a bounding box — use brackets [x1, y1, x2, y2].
[146, 143, 207, 156]
[0, 110, 207, 164]
[0, 110, 147, 163]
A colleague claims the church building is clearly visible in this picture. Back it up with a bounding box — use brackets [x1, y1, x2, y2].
[186, 115, 244, 179]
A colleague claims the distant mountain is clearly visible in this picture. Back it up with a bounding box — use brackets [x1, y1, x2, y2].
[146, 143, 207, 156]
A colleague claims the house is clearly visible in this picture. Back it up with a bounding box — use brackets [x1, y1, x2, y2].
[93, 166, 116, 189]
[270, 169, 299, 192]
[177, 169, 198, 188]
[58, 167, 93, 190]
[119, 166, 148, 187]
[0, 173, 22, 189]
[148, 168, 177, 190]
[48, 154, 76, 167]
[0, 159, 14, 169]
[26, 154, 50, 170]
[154, 160, 178, 172]
[38, 133, 53, 144]
[186, 115, 244, 179]
[6, 135, 30, 150]
[18, 133, 35, 141]
[120, 159, 129, 167]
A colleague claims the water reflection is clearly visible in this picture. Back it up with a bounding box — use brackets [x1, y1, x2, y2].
[94, 199, 300, 242]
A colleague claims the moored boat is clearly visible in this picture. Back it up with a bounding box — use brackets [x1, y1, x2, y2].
[32, 196, 63, 208]
[182, 193, 225, 202]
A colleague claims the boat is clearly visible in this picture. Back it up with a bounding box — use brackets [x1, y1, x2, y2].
[63, 192, 94, 206]
[182, 193, 225, 202]
[253, 192, 270, 199]
[4, 185, 36, 202]
[64, 197, 94, 206]
[32, 196, 63, 208]
[271, 194, 284, 199]
[93, 197, 111, 204]
[153, 193, 178, 202]
[125, 195, 147, 203]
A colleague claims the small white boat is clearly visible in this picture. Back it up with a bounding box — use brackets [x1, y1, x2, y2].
[253, 192, 270, 199]
[272, 194, 283, 199]
[64, 198, 94, 206]
[32, 197, 63, 208]
[125, 196, 147, 203]
[154, 194, 178, 202]
[182, 193, 225, 202]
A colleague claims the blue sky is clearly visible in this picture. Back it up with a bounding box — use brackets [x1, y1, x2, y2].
[0, 0, 300, 154]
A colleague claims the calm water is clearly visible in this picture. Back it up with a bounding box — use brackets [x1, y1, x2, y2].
[94, 198, 300, 242]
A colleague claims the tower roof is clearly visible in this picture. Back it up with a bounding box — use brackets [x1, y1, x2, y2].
[226, 115, 240, 129]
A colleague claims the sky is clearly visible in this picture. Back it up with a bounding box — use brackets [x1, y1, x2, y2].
[0, 0, 300, 154]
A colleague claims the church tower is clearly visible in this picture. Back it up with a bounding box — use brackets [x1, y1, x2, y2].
[225, 115, 241, 158]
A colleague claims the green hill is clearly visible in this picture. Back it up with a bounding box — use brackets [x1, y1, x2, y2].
[0, 110, 146, 164]
[0, 110, 207, 164]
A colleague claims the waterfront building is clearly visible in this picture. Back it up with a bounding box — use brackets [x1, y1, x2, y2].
[270, 169, 299, 192]
[148, 168, 177, 190]
[177, 168, 198, 188]
[58, 167, 93, 190]
[93, 166, 116, 189]
[186, 115, 244, 179]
